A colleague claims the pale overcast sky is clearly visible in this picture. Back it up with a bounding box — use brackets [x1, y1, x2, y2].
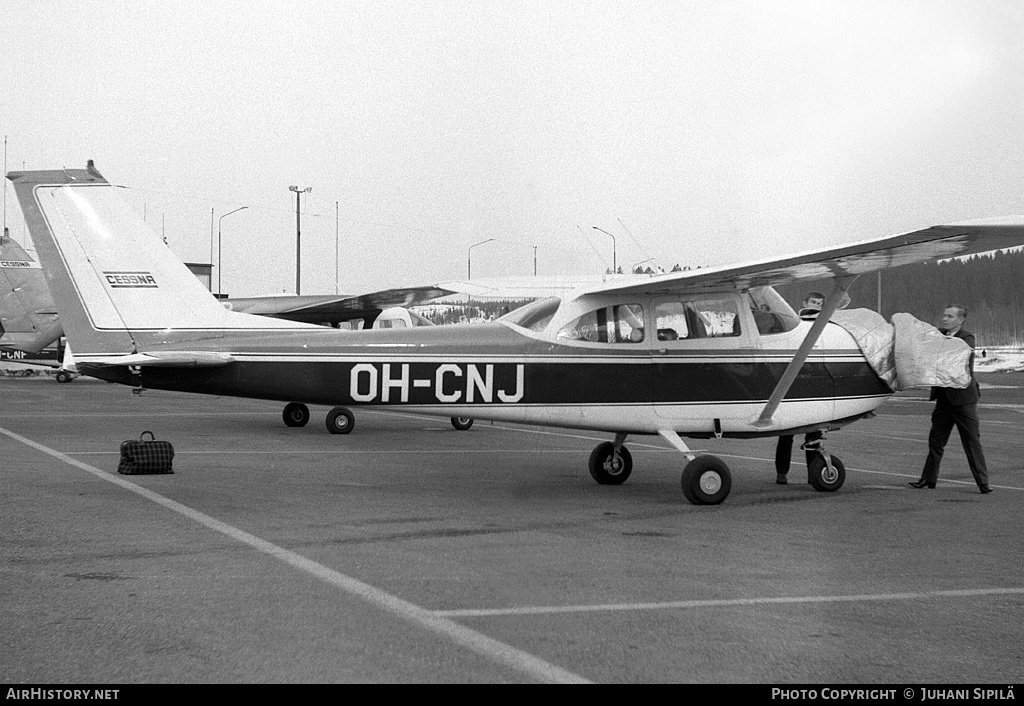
[3, 1, 1023, 296]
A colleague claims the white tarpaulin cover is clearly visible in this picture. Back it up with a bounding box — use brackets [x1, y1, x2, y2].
[831, 309, 897, 389]
[890, 313, 972, 391]
[829, 310, 972, 392]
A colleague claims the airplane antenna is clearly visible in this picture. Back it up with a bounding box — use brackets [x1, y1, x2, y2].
[2, 134, 6, 242]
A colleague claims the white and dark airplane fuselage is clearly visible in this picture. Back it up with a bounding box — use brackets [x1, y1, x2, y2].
[78, 312, 889, 438]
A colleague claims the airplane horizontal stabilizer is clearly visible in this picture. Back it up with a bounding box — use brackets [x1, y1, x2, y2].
[74, 351, 235, 367]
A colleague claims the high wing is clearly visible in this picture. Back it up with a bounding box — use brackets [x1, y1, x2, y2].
[224, 276, 618, 325]
[436, 275, 620, 300]
[578, 218, 1024, 298]
[224, 288, 455, 325]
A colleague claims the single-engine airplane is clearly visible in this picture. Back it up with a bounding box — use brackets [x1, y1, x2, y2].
[11, 165, 1024, 504]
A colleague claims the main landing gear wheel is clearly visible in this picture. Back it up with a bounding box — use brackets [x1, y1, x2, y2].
[451, 416, 474, 431]
[55, 371, 74, 384]
[326, 407, 355, 435]
[808, 454, 846, 492]
[681, 455, 732, 505]
[282, 402, 310, 427]
[588, 442, 633, 485]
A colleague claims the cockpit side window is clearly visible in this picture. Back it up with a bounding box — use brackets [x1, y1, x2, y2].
[557, 304, 645, 344]
[747, 287, 801, 334]
[654, 298, 740, 340]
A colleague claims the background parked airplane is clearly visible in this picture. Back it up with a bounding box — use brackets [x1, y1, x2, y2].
[0, 232, 62, 357]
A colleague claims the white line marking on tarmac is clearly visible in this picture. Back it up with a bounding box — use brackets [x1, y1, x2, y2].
[0, 425, 590, 685]
[434, 587, 1024, 618]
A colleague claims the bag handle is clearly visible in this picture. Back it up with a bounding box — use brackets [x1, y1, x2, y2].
[139, 431, 156, 442]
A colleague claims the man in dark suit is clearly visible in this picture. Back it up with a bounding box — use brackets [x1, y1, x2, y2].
[910, 305, 992, 493]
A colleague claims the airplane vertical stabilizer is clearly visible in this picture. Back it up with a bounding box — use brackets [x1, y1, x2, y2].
[0, 235, 63, 353]
[8, 168, 314, 357]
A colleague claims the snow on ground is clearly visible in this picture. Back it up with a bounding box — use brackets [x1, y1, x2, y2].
[975, 347, 1024, 373]
[0, 362, 57, 378]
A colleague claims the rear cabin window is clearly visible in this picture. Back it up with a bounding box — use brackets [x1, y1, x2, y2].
[654, 298, 740, 341]
[497, 297, 561, 332]
[557, 304, 645, 344]
[747, 287, 801, 335]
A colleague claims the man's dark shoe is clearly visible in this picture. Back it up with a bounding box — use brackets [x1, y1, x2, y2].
[909, 480, 936, 489]
[979, 485, 993, 494]
[776, 474, 788, 485]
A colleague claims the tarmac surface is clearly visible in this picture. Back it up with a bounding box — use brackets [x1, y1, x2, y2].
[2, 371, 1023, 684]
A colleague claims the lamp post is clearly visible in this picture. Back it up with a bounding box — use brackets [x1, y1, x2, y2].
[467, 238, 495, 279]
[289, 185, 312, 295]
[593, 226, 617, 274]
[533, 245, 538, 276]
[217, 206, 248, 297]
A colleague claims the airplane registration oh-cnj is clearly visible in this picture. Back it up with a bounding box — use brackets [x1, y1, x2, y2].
[10, 166, 1024, 504]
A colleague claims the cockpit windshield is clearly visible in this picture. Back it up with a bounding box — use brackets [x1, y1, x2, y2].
[497, 297, 561, 332]
[747, 286, 801, 334]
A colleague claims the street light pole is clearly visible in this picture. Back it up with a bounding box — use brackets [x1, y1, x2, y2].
[593, 226, 617, 274]
[217, 206, 248, 297]
[533, 245, 538, 276]
[289, 185, 312, 295]
[468, 238, 495, 279]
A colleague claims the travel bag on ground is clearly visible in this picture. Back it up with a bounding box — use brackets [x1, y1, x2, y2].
[117, 431, 174, 475]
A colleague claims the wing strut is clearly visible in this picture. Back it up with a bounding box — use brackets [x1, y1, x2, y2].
[751, 275, 859, 428]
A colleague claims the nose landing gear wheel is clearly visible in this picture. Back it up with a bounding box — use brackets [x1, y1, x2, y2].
[588, 442, 633, 485]
[808, 454, 845, 492]
[326, 406, 355, 434]
[681, 455, 732, 505]
[451, 416, 474, 431]
[282, 402, 310, 427]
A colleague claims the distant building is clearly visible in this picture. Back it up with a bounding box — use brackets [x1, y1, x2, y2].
[185, 263, 214, 294]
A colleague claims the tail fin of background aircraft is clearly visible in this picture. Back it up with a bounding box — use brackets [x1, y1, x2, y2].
[7, 166, 314, 356]
[0, 235, 63, 353]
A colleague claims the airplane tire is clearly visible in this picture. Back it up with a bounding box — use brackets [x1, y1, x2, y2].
[282, 402, 310, 427]
[588, 442, 632, 485]
[681, 456, 732, 505]
[808, 454, 845, 492]
[451, 416, 474, 431]
[56, 371, 73, 384]
[326, 407, 355, 435]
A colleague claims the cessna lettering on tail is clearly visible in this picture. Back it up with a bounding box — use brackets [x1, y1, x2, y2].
[103, 271, 158, 288]
[350, 363, 525, 404]
[1, 260, 40, 269]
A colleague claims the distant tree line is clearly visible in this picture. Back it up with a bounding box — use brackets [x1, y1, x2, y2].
[776, 249, 1024, 345]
